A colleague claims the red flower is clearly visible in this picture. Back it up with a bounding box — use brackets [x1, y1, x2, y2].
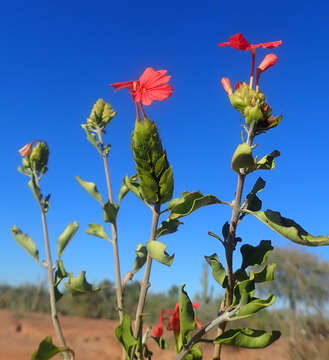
[221, 78, 233, 95]
[257, 54, 278, 72]
[153, 308, 165, 338]
[110, 67, 173, 106]
[218, 33, 282, 51]
[18, 141, 34, 157]
[167, 302, 201, 336]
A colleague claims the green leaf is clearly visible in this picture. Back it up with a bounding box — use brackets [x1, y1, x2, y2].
[31, 336, 68, 360]
[232, 278, 255, 307]
[103, 201, 119, 224]
[159, 166, 174, 204]
[151, 336, 168, 350]
[168, 191, 222, 220]
[249, 210, 329, 246]
[123, 174, 144, 202]
[118, 181, 129, 204]
[115, 315, 138, 357]
[184, 343, 203, 360]
[235, 294, 276, 319]
[57, 221, 79, 258]
[240, 240, 273, 270]
[204, 254, 226, 287]
[54, 260, 68, 302]
[252, 264, 276, 283]
[251, 177, 266, 193]
[11, 226, 39, 262]
[179, 285, 195, 344]
[132, 244, 148, 274]
[28, 177, 42, 202]
[214, 328, 281, 348]
[76, 176, 103, 204]
[85, 223, 110, 241]
[146, 241, 174, 266]
[255, 150, 280, 171]
[64, 271, 99, 296]
[231, 143, 255, 173]
[81, 124, 100, 151]
[157, 219, 183, 238]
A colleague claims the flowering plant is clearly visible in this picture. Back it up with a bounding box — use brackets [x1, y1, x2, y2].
[12, 33, 329, 360]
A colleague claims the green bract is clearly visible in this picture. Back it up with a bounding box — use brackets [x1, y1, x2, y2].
[29, 141, 49, 174]
[131, 117, 173, 205]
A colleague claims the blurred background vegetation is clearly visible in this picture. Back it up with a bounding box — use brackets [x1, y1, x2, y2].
[2, 247, 329, 360]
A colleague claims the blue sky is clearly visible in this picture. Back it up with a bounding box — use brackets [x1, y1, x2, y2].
[1, 0, 329, 297]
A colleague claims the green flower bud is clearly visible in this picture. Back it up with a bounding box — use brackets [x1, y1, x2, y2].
[87, 99, 116, 129]
[29, 141, 49, 173]
[228, 82, 266, 126]
[231, 143, 255, 173]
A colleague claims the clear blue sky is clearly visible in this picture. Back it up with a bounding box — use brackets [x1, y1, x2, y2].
[1, 0, 328, 296]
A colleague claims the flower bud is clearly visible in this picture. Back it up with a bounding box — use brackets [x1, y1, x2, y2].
[87, 99, 116, 129]
[30, 141, 49, 173]
[19, 142, 34, 157]
[221, 78, 233, 95]
[257, 54, 278, 72]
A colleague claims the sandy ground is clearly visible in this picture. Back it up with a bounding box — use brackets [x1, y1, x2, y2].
[0, 309, 287, 360]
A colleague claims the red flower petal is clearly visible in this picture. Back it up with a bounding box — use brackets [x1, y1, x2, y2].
[153, 309, 165, 338]
[219, 33, 251, 50]
[192, 302, 200, 310]
[110, 80, 135, 91]
[219, 33, 282, 52]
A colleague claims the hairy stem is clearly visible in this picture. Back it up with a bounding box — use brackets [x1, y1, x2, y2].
[212, 121, 256, 360]
[97, 129, 124, 322]
[133, 204, 161, 349]
[34, 174, 70, 360]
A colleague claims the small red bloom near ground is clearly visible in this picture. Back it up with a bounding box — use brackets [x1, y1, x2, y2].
[110, 67, 173, 106]
[18, 142, 34, 157]
[218, 33, 282, 51]
[153, 309, 165, 338]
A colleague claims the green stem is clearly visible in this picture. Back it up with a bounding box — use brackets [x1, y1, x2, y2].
[97, 129, 124, 322]
[34, 173, 70, 360]
[133, 204, 161, 351]
[212, 121, 256, 360]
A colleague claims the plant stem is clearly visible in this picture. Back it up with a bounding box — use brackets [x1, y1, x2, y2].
[97, 129, 124, 322]
[212, 121, 256, 360]
[175, 307, 239, 360]
[133, 204, 161, 346]
[34, 174, 70, 360]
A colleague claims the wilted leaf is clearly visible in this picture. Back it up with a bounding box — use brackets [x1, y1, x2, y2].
[214, 328, 281, 348]
[204, 254, 226, 287]
[81, 124, 100, 151]
[132, 244, 148, 274]
[157, 219, 183, 238]
[240, 240, 273, 270]
[168, 191, 222, 220]
[85, 223, 110, 241]
[28, 177, 42, 202]
[249, 210, 329, 246]
[54, 260, 68, 302]
[64, 271, 99, 296]
[146, 241, 174, 266]
[57, 222, 79, 258]
[11, 226, 39, 262]
[76, 176, 103, 204]
[234, 294, 276, 319]
[103, 201, 119, 224]
[179, 285, 195, 344]
[252, 264, 276, 283]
